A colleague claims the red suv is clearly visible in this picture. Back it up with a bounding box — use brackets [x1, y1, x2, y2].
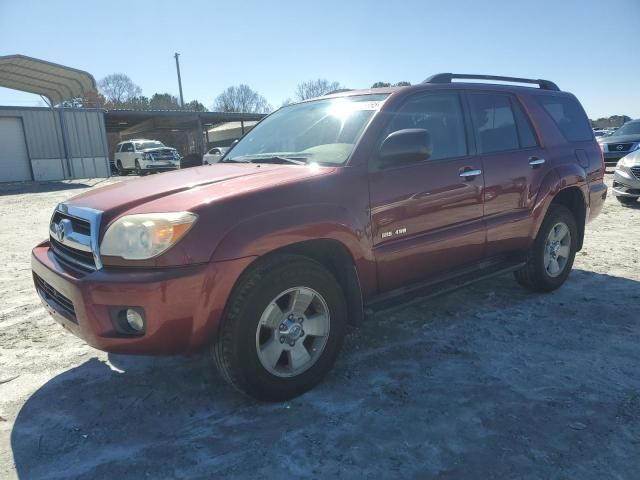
[32, 73, 607, 401]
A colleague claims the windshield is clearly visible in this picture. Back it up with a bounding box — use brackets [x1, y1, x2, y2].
[135, 141, 165, 150]
[612, 121, 640, 137]
[225, 94, 389, 165]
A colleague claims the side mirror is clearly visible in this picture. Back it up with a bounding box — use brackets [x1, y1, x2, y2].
[379, 128, 432, 164]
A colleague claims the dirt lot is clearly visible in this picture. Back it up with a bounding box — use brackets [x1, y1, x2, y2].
[0, 174, 639, 479]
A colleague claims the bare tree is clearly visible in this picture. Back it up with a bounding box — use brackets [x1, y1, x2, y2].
[212, 85, 272, 113]
[98, 73, 142, 105]
[295, 79, 342, 101]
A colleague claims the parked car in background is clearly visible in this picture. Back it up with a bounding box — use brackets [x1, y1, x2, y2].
[612, 149, 640, 205]
[114, 139, 180, 176]
[598, 119, 640, 165]
[32, 73, 606, 401]
[203, 147, 229, 165]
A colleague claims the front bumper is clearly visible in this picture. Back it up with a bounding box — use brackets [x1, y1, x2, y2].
[612, 168, 640, 198]
[141, 161, 180, 172]
[31, 241, 254, 355]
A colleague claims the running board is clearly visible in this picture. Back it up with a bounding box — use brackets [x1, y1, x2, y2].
[365, 260, 526, 314]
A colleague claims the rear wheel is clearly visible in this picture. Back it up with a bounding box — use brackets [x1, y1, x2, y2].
[212, 254, 347, 401]
[616, 196, 637, 205]
[515, 204, 577, 292]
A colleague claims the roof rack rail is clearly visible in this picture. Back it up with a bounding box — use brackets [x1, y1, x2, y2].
[423, 73, 560, 91]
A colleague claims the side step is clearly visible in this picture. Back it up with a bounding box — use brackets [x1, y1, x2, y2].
[365, 260, 526, 314]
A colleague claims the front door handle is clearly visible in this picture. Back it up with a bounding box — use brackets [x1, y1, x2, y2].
[459, 169, 482, 178]
[528, 157, 545, 167]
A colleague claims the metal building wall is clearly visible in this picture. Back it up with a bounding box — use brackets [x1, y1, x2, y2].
[0, 106, 110, 181]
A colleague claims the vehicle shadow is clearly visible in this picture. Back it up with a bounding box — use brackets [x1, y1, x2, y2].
[10, 269, 640, 479]
[0, 180, 102, 197]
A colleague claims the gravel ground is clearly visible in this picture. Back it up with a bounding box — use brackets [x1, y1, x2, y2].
[1, 174, 639, 479]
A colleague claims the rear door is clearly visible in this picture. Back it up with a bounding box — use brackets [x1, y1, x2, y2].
[466, 92, 547, 256]
[369, 91, 486, 292]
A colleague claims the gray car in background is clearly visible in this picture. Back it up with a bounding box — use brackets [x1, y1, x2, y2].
[612, 149, 640, 205]
[598, 119, 640, 165]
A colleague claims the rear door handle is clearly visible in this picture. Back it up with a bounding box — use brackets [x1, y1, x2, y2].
[459, 169, 482, 178]
[528, 157, 545, 167]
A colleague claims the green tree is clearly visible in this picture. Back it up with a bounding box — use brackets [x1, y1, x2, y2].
[149, 93, 180, 110]
[371, 81, 411, 88]
[184, 100, 207, 111]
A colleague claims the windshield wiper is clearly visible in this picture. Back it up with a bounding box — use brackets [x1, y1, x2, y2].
[221, 157, 250, 163]
[248, 156, 308, 165]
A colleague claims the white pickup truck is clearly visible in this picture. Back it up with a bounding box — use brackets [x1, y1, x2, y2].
[114, 139, 180, 175]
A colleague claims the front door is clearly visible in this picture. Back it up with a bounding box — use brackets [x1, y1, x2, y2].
[369, 92, 486, 293]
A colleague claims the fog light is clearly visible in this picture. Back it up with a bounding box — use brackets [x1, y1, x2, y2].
[125, 309, 144, 332]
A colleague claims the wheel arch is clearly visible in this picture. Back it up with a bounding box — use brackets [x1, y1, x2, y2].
[549, 186, 587, 251]
[225, 238, 365, 327]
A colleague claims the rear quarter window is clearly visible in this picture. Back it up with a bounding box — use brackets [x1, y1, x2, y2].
[536, 95, 593, 142]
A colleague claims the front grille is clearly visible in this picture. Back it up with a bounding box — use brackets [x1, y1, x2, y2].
[149, 149, 176, 161]
[50, 238, 96, 271]
[52, 211, 91, 236]
[608, 143, 633, 152]
[631, 166, 640, 180]
[34, 273, 76, 321]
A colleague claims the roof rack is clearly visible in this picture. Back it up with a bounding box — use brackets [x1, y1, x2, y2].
[423, 73, 560, 91]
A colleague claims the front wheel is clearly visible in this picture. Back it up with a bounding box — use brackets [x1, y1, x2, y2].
[212, 254, 347, 401]
[134, 160, 144, 176]
[514, 204, 577, 292]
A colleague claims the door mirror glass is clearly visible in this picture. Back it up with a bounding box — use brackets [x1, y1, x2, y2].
[379, 128, 432, 164]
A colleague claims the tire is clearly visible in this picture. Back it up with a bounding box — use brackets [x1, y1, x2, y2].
[135, 160, 144, 176]
[514, 204, 577, 292]
[116, 160, 127, 176]
[212, 254, 347, 401]
[616, 196, 637, 205]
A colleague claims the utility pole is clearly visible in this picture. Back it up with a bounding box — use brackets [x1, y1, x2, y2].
[174, 52, 184, 108]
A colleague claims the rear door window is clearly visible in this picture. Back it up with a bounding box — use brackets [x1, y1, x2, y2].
[468, 94, 519, 153]
[386, 92, 467, 161]
[536, 95, 593, 142]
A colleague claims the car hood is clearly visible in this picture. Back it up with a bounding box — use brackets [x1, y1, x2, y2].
[599, 134, 640, 144]
[140, 147, 176, 152]
[66, 163, 335, 218]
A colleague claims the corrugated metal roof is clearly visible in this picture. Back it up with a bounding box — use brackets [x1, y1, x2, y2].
[0, 54, 96, 105]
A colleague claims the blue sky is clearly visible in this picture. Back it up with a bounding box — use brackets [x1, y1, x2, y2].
[0, 0, 638, 118]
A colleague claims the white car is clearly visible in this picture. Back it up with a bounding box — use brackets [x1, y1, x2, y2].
[203, 147, 229, 165]
[114, 139, 180, 176]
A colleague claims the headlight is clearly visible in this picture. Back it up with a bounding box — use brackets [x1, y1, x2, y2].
[143, 153, 151, 160]
[599, 143, 607, 152]
[616, 155, 634, 169]
[633, 143, 640, 152]
[100, 212, 197, 260]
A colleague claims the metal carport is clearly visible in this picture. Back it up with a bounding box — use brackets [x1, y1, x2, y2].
[0, 54, 109, 182]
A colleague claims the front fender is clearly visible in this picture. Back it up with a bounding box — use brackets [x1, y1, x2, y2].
[210, 203, 377, 294]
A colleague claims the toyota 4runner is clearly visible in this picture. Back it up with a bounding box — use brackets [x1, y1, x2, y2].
[32, 73, 607, 401]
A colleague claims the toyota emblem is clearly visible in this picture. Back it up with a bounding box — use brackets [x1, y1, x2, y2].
[616, 145, 624, 151]
[53, 218, 72, 242]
